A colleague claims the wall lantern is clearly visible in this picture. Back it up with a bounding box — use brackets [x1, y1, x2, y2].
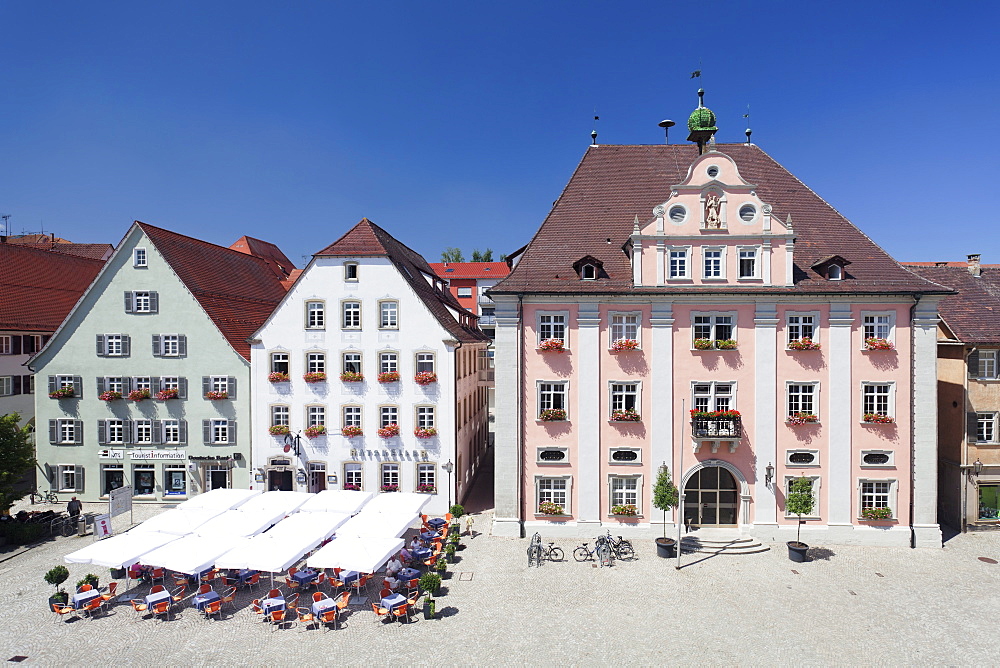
[765, 463, 775, 486]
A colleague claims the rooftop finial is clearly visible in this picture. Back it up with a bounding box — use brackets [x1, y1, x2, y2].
[697, 88, 705, 108]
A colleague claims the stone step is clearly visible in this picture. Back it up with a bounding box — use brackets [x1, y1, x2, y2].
[681, 537, 754, 546]
[682, 545, 771, 555]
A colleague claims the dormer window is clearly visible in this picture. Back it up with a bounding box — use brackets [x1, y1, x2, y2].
[581, 264, 597, 280]
[572, 255, 604, 281]
[828, 265, 842, 280]
[811, 255, 851, 281]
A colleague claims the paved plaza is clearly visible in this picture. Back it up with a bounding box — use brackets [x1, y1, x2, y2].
[2, 494, 1000, 666]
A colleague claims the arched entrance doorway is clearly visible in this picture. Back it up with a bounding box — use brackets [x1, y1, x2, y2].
[683, 465, 739, 527]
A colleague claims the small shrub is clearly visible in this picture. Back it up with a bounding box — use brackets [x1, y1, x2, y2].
[449, 504, 465, 518]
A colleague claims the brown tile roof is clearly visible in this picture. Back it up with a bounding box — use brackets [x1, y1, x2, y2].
[494, 143, 948, 296]
[137, 222, 292, 359]
[0, 244, 105, 331]
[229, 235, 297, 276]
[903, 264, 1000, 344]
[316, 219, 488, 343]
[428, 262, 510, 280]
[7, 241, 114, 260]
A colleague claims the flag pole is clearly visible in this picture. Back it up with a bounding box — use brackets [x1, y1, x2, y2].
[676, 399, 685, 570]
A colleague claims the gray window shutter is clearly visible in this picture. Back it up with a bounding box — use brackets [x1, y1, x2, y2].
[72, 376, 82, 398]
[203, 420, 212, 444]
[48, 376, 56, 395]
[97, 377, 106, 394]
[44, 463, 53, 486]
[49, 420, 58, 444]
[124, 291, 134, 313]
[98, 421, 108, 445]
[123, 420, 133, 444]
[11, 336, 21, 355]
[96, 335, 106, 356]
[22, 335, 34, 354]
[228, 377, 237, 400]
[151, 421, 162, 445]
[149, 291, 159, 313]
[202, 377, 211, 398]
[968, 412, 980, 440]
[228, 420, 237, 445]
[73, 419, 83, 444]
[76, 467, 84, 493]
[22, 375, 32, 394]
[150, 377, 159, 395]
[178, 420, 188, 445]
[178, 335, 187, 357]
[968, 350, 980, 379]
[152, 335, 161, 357]
[178, 377, 188, 400]
[121, 335, 131, 357]
[12, 375, 21, 395]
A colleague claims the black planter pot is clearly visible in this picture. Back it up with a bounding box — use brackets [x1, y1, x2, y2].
[423, 600, 436, 620]
[48, 594, 69, 610]
[655, 537, 676, 559]
[110, 567, 126, 579]
[787, 541, 809, 562]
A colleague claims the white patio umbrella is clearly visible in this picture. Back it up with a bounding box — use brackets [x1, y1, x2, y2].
[128, 507, 225, 536]
[361, 492, 431, 516]
[297, 489, 374, 514]
[261, 511, 350, 543]
[64, 530, 178, 568]
[175, 488, 261, 511]
[214, 512, 349, 573]
[193, 508, 287, 538]
[236, 490, 312, 517]
[336, 511, 416, 539]
[139, 534, 239, 576]
[308, 536, 404, 574]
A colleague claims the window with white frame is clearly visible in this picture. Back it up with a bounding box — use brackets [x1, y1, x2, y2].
[610, 313, 639, 346]
[693, 313, 734, 343]
[787, 383, 818, 419]
[380, 405, 398, 428]
[344, 262, 358, 281]
[342, 405, 362, 428]
[134, 465, 155, 495]
[161, 420, 183, 444]
[98, 334, 129, 357]
[457, 287, 472, 298]
[207, 376, 229, 394]
[610, 382, 639, 414]
[102, 464, 124, 496]
[58, 465, 79, 492]
[126, 290, 157, 313]
[977, 413, 998, 443]
[0, 377, 12, 396]
[702, 247, 724, 278]
[786, 449, 820, 467]
[342, 352, 361, 374]
[100, 419, 126, 445]
[379, 352, 398, 373]
[787, 314, 817, 345]
[381, 463, 400, 488]
[271, 405, 289, 427]
[306, 301, 325, 329]
[344, 463, 363, 489]
[417, 463, 436, 489]
[581, 264, 597, 280]
[859, 479, 895, 516]
[133, 420, 154, 444]
[668, 247, 690, 279]
[536, 477, 569, 514]
[210, 419, 230, 444]
[307, 352, 326, 374]
[155, 334, 185, 357]
[692, 382, 733, 412]
[50, 419, 82, 444]
[862, 383, 893, 418]
[159, 376, 184, 398]
[610, 475, 640, 513]
[538, 313, 567, 343]
[738, 247, 759, 279]
[416, 406, 435, 429]
[379, 301, 398, 328]
[342, 301, 361, 329]
[133, 247, 147, 267]
[0, 336, 10, 355]
[307, 405, 325, 428]
[862, 313, 894, 341]
[977, 350, 999, 379]
[415, 352, 435, 373]
[784, 476, 820, 518]
[25, 335, 42, 354]
[270, 352, 289, 374]
[538, 382, 568, 413]
[164, 466, 186, 495]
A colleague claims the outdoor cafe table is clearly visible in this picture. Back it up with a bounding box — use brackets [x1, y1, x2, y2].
[380, 593, 406, 610]
[144, 590, 171, 607]
[419, 531, 439, 541]
[399, 568, 420, 582]
[193, 590, 221, 611]
[72, 590, 101, 609]
[311, 597, 336, 615]
[236, 569, 258, 584]
[262, 597, 285, 616]
[412, 548, 432, 562]
[291, 569, 317, 585]
[340, 570, 360, 584]
[426, 518, 446, 529]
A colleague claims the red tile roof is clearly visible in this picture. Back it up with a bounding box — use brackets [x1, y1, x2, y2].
[137, 223, 292, 359]
[494, 143, 948, 296]
[6, 241, 114, 260]
[0, 244, 105, 331]
[316, 219, 488, 343]
[229, 235, 297, 276]
[428, 262, 510, 280]
[903, 264, 1000, 344]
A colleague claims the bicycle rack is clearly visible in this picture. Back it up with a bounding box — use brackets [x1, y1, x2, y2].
[527, 532, 543, 567]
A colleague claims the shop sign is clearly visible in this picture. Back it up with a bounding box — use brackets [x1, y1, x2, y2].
[129, 450, 186, 460]
[98, 449, 125, 460]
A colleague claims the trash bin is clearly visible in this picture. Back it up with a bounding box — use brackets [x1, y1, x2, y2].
[77, 516, 87, 536]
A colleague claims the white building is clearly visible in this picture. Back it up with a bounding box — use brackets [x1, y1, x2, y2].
[249, 219, 490, 513]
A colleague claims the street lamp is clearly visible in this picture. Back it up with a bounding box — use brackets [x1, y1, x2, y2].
[968, 458, 983, 478]
[765, 463, 775, 487]
[443, 460, 454, 509]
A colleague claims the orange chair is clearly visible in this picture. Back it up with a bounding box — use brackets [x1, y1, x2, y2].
[151, 600, 171, 622]
[423, 554, 438, 569]
[250, 599, 263, 615]
[171, 586, 187, 603]
[52, 602, 79, 621]
[378, 587, 392, 600]
[328, 573, 346, 592]
[269, 608, 288, 630]
[283, 576, 300, 592]
[405, 578, 420, 598]
[312, 572, 326, 590]
[390, 602, 410, 624]
[100, 582, 119, 610]
[312, 591, 326, 603]
[220, 586, 237, 609]
[79, 584, 93, 592]
[201, 569, 219, 582]
[288, 566, 298, 576]
[267, 588, 282, 599]
[150, 584, 165, 594]
[130, 598, 149, 619]
[220, 576, 236, 588]
[370, 602, 390, 623]
[444, 512, 452, 522]
[197, 583, 212, 595]
[172, 574, 190, 588]
[81, 597, 103, 618]
[296, 607, 317, 631]
[318, 608, 337, 631]
[202, 599, 223, 620]
[286, 593, 300, 610]
[150, 568, 164, 584]
[245, 573, 260, 590]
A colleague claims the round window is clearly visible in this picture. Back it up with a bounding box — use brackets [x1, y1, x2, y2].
[539, 450, 565, 462]
[789, 452, 815, 465]
[706, 165, 720, 178]
[669, 205, 686, 223]
[611, 450, 638, 462]
[739, 204, 757, 222]
[863, 453, 890, 465]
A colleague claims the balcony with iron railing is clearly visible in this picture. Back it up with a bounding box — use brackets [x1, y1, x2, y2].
[691, 416, 743, 439]
[478, 314, 496, 326]
[479, 294, 494, 305]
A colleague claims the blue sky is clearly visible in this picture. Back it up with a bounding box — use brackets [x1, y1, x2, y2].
[2, 2, 998, 266]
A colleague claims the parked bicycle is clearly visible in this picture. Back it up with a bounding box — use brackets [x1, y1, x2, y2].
[30, 488, 59, 504]
[540, 542, 564, 562]
[573, 535, 613, 567]
[50, 514, 76, 537]
[527, 533, 565, 566]
[604, 531, 635, 560]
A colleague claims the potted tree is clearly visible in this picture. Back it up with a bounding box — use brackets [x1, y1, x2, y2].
[435, 557, 448, 579]
[419, 572, 441, 619]
[76, 573, 99, 591]
[44, 565, 70, 608]
[652, 464, 679, 558]
[786, 476, 815, 562]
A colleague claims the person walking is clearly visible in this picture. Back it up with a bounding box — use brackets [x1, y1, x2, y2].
[67, 496, 82, 518]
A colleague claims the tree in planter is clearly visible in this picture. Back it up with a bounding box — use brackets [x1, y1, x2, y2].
[76, 573, 99, 591]
[0, 414, 35, 515]
[652, 464, 679, 539]
[419, 572, 442, 618]
[786, 476, 815, 546]
[445, 543, 457, 562]
[449, 504, 465, 518]
[44, 565, 70, 605]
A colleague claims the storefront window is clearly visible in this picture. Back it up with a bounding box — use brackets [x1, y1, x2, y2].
[164, 467, 187, 496]
[979, 485, 1000, 520]
[102, 464, 124, 496]
[134, 465, 155, 495]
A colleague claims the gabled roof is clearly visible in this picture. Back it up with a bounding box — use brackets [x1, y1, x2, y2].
[5, 240, 114, 260]
[428, 262, 511, 280]
[0, 243, 105, 331]
[137, 222, 292, 359]
[317, 219, 488, 344]
[494, 143, 949, 296]
[903, 263, 1000, 344]
[229, 235, 297, 276]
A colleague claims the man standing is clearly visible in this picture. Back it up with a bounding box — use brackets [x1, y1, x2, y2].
[67, 496, 82, 518]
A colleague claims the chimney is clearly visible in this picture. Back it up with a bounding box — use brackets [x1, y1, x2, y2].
[968, 254, 982, 277]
